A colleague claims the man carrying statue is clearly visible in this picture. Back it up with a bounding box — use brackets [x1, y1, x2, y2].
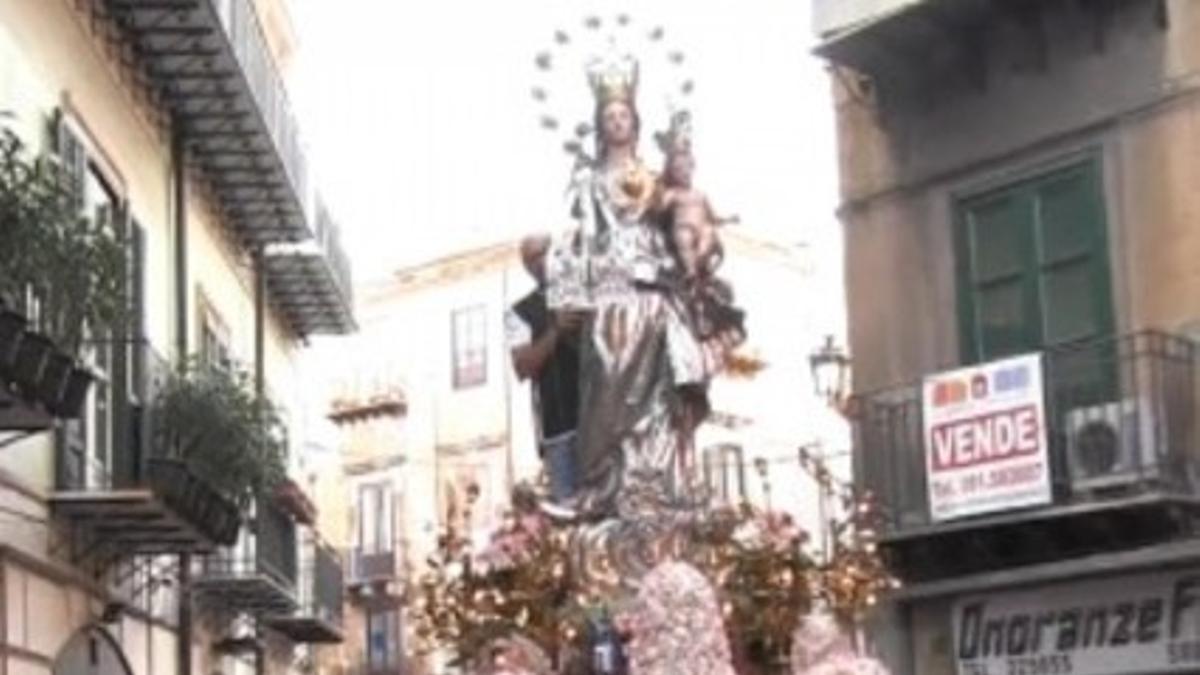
[506, 235, 587, 506]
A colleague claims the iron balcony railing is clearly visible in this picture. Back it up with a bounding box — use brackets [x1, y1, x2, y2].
[856, 331, 1197, 534]
[199, 499, 298, 590]
[212, 0, 353, 307]
[348, 546, 400, 585]
[92, 0, 355, 334]
[313, 198, 355, 311]
[297, 541, 345, 627]
[210, 0, 309, 230]
[56, 339, 242, 546]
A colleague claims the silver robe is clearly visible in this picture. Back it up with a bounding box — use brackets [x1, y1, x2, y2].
[546, 161, 707, 522]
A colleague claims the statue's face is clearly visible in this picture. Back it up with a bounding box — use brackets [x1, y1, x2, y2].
[667, 151, 694, 187]
[600, 100, 636, 148]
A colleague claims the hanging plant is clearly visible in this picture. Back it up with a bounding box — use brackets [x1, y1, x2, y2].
[0, 126, 125, 356]
[153, 358, 287, 512]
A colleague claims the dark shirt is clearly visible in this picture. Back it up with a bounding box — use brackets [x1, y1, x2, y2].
[511, 289, 581, 441]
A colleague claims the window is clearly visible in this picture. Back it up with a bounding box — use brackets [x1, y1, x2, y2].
[358, 482, 392, 555]
[955, 159, 1114, 364]
[198, 296, 232, 371]
[451, 305, 487, 389]
[702, 444, 746, 504]
[366, 608, 400, 670]
[55, 115, 121, 490]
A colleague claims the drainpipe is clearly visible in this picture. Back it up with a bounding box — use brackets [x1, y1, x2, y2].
[172, 124, 194, 675]
[253, 246, 266, 675]
[254, 246, 265, 400]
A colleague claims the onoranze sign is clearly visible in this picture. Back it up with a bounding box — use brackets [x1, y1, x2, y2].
[954, 569, 1200, 675]
[922, 353, 1052, 522]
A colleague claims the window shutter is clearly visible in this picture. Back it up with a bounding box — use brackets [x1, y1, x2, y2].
[959, 191, 1039, 361]
[52, 113, 85, 210]
[956, 159, 1113, 364]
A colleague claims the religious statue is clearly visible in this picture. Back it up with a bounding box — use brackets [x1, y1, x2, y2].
[541, 47, 746, 525]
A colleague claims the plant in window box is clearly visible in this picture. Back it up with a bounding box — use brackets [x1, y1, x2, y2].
[153, 359, 288, 516]
[0, 127, 124, 417]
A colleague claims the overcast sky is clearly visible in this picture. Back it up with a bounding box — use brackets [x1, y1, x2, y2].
[288, 0, 840, 286]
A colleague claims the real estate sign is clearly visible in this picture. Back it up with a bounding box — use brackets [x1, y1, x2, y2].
[923, 353, 1052, 522]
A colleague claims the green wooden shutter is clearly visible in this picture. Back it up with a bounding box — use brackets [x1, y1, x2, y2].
[1034, 162, 1114, 347]
[956, 159, 1114, 365]
[959, 190, 1041, 361]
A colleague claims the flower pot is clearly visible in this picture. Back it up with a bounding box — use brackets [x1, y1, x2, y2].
[0, 308, 26, 374]
[12, 332, 53, 393]
[36, 351, 73, 412]
[49, 365, 93, 418]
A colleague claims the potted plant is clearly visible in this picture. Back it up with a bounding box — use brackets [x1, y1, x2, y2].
[153, 359, 288, 514]
[0, 124, 124, 417]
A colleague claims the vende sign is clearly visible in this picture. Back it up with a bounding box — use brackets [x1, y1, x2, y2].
[923, 353, 1051, 521]
[954, 569, 1200, 675]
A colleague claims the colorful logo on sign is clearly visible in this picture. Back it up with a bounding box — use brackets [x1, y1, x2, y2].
[932, 363, 1032, 408]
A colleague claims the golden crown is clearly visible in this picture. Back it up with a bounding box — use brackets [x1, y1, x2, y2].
[655, 109, 693, 155]
[586, 52, 639, 106]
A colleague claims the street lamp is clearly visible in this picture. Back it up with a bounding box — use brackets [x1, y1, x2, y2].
[809, 334, 851, 408]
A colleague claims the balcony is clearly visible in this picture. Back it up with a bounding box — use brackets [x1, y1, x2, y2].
[266, 540, 345, 643]
[194, 499, 298, 615]
[347, 546, 403, 605]
[856, 331, 1199, 583]
[49, 341, 242, 561]
[84, 0, 355, 336]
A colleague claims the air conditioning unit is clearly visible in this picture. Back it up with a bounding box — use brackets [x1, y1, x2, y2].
[1065, 399, 1163, 491]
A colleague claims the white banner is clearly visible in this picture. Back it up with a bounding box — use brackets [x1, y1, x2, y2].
[955, 569, 1200, 675]
[922, 353, 1052, 522]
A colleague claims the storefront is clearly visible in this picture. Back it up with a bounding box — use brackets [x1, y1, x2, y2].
[907, 566, 1200, 675]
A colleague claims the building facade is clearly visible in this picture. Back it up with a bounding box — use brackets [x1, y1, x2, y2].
[814, 1, 1200, 673]
[310, 241, 532, 675]
[310, 230, 844, 673]
[0, 0, 353, 673]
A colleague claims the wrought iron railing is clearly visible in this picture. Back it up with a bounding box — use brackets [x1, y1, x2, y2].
[211, 0, 354, 319]
[210, 0, 309, 229]
[855, 331, 1197, 533]
[56, 339, 242, 545]
[313, 198, 355, 310]
[348, 546, 399, 584]
[293, 540, 345, 627]
[200, 498, 297, 589]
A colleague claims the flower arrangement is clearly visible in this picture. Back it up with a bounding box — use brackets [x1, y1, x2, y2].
[406, 451, 900, 674]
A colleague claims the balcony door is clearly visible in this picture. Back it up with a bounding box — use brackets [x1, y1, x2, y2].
[358, 482, 393, 555]
[54, 117, 124, 491]
[955, 158, 1115, 363]
[366, 607, 402, 673]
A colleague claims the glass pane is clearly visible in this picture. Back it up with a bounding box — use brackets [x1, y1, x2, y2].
[966, 194, 1027, 283]
[1042, 261, 1098, 343]
[367, 611, 386, 667]
[1037, 169, 1096, 263]
[976, 282, 1029, 358]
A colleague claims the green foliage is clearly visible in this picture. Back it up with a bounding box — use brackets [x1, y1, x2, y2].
[153, 358, 287, 512]
[0, 127, 124, 355]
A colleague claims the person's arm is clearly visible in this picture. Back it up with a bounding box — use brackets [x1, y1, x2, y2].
[511, 324, 560, 381]
[508, 310, 584, 381]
